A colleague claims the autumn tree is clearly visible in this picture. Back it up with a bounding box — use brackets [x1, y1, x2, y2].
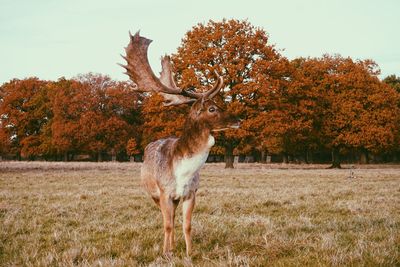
[382, 74, 400, 160]
[273, 57, 338, 163]
[126, 138, 140, 161]
[103, 80, 142, 159]
[0, 78, 52, 159]
[0, 120, 10, 159]
[314, 55, 400, 167]
[75, 73, 119, 160]
[51, 74, 141, 161]
[50, 77, 86, 160]
[171, 19, 288, 167]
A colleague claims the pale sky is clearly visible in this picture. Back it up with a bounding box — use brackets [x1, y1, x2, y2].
[1, 0, 399, 84]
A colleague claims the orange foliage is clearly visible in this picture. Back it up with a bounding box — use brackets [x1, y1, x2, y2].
[1, 20, 399, 164]
[0, 78, 51, 158]
[141, 94, 188, 148]
[315, 56, 400, 154]
[170, 19, 288, 158]
[51, 74, 140, 159]
[0, 74, 142, 160]
[126, 138, 140, 156]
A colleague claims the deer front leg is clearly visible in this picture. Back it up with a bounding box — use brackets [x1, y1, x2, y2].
[160, 194, 176, 256]
[182, 191, 196, 257]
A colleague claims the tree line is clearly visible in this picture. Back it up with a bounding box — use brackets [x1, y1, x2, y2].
[1, 19, 399, 168]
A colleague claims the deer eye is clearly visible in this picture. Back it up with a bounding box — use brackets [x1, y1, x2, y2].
[208, 106, 216, 113]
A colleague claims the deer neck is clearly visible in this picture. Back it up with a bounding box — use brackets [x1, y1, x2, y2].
[172, 120, 214, 198]
[175, 120, 214, 159]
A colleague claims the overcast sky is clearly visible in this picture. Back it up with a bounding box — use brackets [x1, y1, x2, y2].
[1, 0, 399, 84]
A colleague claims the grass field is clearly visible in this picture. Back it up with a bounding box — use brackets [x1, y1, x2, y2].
[1, 162, 399, 266]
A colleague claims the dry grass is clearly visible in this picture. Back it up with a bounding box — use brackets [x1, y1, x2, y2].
[1, 162, 399, 266]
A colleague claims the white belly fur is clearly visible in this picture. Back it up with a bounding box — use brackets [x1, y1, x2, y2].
[174, 135, 215, 197]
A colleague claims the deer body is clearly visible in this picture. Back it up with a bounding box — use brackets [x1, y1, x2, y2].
[120, 32, 239, 257]
[141, 136, 208, 200]
[142, 128, 215, 200]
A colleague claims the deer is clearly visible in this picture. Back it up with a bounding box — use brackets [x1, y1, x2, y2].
[120, 32, 239, 257]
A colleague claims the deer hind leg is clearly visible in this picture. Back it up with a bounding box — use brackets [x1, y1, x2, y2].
[182, 191, 196, 257]
[159, 194, 177, 255]
[170, 199, 180, 250]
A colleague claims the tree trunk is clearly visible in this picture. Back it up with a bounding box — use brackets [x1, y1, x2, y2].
[304, 149, 310, 164]
[329, 147, 341, 168]
[63, 152, 68, 162]
[111, 149, 116, 162]
[266, 154, 272, 163]
[360, 149, 369, 164]
[260, 150, 266, 163]
[224, 142, 234, 169]
[393, 152, 399, 163]
[283, 153, 289, 164]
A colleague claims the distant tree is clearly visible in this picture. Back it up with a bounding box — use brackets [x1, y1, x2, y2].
[276, 57, 338, 163]
[172, 19, 288, 167]
[318, 56, 400, 167]
[0, 74, 141, 161]
[0, 122, 10, 158]
[75, 73, 116, 161]
[50, 77, 86, 160]
[0, 78, 51, 159]
[383, 74, 400, 93]
[103, 80, 142, 159]
[382, 74, 400, 160]
[126, 138, 140, 161]
[252, 57, 322, 163]
[51, 75, 141, 161]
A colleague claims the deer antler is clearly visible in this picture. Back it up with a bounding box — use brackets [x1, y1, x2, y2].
[159, 55, 180, 90]
[120, 31, 224, 106]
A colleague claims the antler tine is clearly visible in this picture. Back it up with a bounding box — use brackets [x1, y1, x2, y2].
[205, 71, 224, 99]
[121, 31, 182, 95]
[159, 55, 180, 90]
[183, 89, 203, 99]
[160, 93, 196, 106]
[183, 71, 224, 100]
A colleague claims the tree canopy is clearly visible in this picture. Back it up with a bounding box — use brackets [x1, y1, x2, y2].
[1, 19, 399, 166]
[168, 19, 290, 167]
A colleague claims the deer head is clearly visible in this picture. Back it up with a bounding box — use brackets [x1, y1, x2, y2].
[119, 31, 239, 132]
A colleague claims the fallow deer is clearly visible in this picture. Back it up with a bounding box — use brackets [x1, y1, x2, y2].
[120, 32, 239, 257]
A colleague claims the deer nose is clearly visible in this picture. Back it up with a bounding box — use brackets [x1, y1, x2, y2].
[228, 117, 241, 129]
[232, 120, 241, 129]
